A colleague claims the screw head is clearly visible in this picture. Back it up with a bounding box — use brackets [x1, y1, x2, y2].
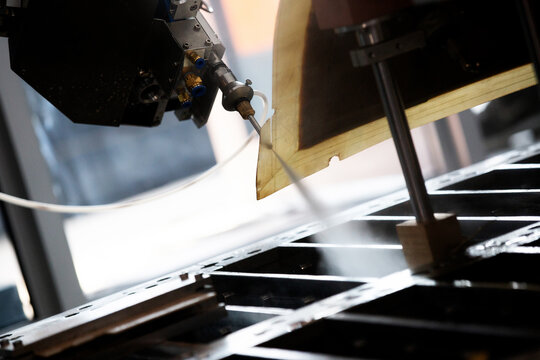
[183, 42, 190, 49]
[193, 24, 201, 31]
[205, 39, 212, 46]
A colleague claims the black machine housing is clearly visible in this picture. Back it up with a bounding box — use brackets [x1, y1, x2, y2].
[4, 0, 223, 127]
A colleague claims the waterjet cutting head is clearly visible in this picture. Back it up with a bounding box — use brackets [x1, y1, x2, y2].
[207, 52, 259, 132]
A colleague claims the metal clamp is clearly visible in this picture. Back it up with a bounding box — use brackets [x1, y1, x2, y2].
[351, 31, 425, 68]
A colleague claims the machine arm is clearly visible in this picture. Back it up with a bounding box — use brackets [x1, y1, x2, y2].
[0, 0, 256, 129]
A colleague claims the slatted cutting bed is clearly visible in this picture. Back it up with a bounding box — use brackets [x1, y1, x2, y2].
[3, 144, 540, 359]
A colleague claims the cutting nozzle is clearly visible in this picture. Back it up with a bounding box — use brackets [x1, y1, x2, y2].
[207, 52, 260, 134]
[247, 114, 261, 135]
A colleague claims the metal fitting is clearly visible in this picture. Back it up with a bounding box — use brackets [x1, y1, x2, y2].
[184, 72, 206, 97]
[177, 87, 193, 108]
[207, 54, 253, 112]
[236, 100, 255, 119]
[186, 51, 206, 69]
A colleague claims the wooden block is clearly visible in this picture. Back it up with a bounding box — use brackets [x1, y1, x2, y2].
[396, 213, 464, 271]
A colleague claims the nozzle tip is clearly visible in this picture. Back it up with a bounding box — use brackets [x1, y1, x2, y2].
[248, 115, 261, 135]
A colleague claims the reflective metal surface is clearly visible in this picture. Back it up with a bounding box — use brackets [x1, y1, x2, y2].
[5, 144, 540, 359]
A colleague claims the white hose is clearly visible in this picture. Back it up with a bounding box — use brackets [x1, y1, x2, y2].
[252, 89, 271, 143]
[253, 89, 269, 127]
[0, 91, 269, 214]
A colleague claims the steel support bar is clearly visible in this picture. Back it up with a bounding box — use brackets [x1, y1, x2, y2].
[0, 100, 63, 318]
[371, 60, 435, 224]
[0, 38, 85, 317]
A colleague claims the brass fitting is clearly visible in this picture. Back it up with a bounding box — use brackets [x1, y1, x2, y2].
[236, 100, 255, 119]
[186, 51, 205, 69]
[184, 72, 206, 97]
[177, 87, 193, 108]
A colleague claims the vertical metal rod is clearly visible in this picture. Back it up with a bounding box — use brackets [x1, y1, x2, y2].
[371, 60, 435, 224]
